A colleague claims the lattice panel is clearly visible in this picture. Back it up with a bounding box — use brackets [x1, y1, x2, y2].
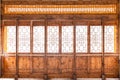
[5, 5, 117, 14]
[18, 26, 30, 52]
[6, 26, 16, 52]
[105, 26, 114, 52]
[33, 26, 45, 53]
[62, 26, 73, 53]
[76, 26, 87, 53]
[47, 26, 59, 53]
[90, 26, 102, 52]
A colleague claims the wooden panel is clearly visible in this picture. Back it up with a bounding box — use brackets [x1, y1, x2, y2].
[76, 57, 87, 74]
[3, 20, 16, 26]
[19, 57, 30, 73]
[103, 20, 117, 25]
[61, 21, 73, 26]
[33, 21, 45, 26]
[32, 57, 44, 73]
[47, 56, 60, 74]
[61, 56, 73, 73]
[47, 21, 60, 26]
[18, 20, 31, 26]
[104, 57, 119, 77]
[3, 57, 16, 73]
[89, 57, 102, 73]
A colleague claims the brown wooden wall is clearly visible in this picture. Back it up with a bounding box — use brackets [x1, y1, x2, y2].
[0, 0, 120, 79]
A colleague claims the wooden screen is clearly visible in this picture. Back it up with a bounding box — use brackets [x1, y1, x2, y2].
[3, 22, 116, 54]
[2, 20, 118, 78]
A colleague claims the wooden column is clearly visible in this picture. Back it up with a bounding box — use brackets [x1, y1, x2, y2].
[59, 21, 62, 74]
[87, 22, 90, 76]
[73, 19, 76, 80]
[15, 19, 19, 80]
[119, 0, 120, 79]
[0, 0, 2, 77]
[44, 18, 48, 80]
[101, 18, 105, 80]
[0, 21, 1, 78]
[30, 21, 33, 73]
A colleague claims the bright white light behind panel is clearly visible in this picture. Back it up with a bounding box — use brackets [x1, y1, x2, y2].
[62, 26, 73, 53]
[33, 26, 45, 53]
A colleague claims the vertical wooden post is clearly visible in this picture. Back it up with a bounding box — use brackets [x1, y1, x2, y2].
[87, 22, 90, 77]
[101, 18, 105, 80]
[44, 17, 48, 80]
[30, 21, 33, 73]
[59, 21, 62, 73]
[118, 0, 120, 79]
[0, 22, 1, 78]
[72, 19, 76, 80]
[15, 19, 19, 80]
[0, 1, 2, 77]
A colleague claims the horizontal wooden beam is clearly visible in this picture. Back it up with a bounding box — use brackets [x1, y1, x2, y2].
[2, 0, 118, 5]
[2, 14, 117, 20]
[0, 53, 119, 57]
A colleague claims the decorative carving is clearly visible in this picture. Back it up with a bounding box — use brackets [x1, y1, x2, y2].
[76, 26, 87, 53]
[33, 26, 45, 53]
[18, 26, 30, 52]
[47, 26, 59, 53]
[6, 26, 16, 53]
[105, 26, 114, 52]
[4, 5, 116, 14]
[90, 26, 102, 52]
[62, 26, 73, 53]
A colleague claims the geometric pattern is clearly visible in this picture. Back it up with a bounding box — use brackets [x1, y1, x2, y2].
[62, 26, 73, 53]
[90, 26, 102, 53]
[6, 26, 16, 53]
[5, 25, 115, 53]
[18, 26, 30, 52]
[76, 26, 87, 53]
[47, 26, 59, 53]
[105, 26, 114, 52]
[33, 26, 45, 53]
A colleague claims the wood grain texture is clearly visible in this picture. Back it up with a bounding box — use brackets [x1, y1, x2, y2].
[3, 57, 16, 73]
[0, 0, 119, 78]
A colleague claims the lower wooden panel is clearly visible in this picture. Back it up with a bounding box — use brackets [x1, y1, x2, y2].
[3, 57, 16, 74]
[76, 57, 88, 77]
[1, 56, 119, 78]
[48, 56, 60, 74]
[60, 56, 73, 74]
[105, 57, 119, 78]
[19, 57, 31, 73]
[32, 57, 44, 73]
[89, 57, 102, 73]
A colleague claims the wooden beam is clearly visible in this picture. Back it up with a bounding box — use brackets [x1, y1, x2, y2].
[2, 15, 117, 20]
[0, 53, 119, 57]
[1, 0, 118, 5]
